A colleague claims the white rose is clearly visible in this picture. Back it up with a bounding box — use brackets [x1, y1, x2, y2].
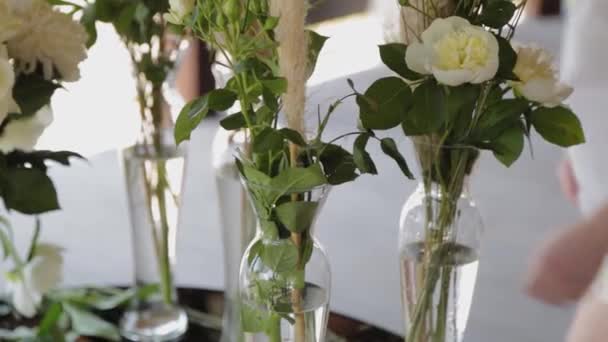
[6, 243, 63, 318]
[511, 44, 573, 108]
[6, 0, 88, 81]
[164, 0, 195, 25]
[0, 105, 52, 153]
[0, 49, 17, 123]
[405, 16, 499, 86]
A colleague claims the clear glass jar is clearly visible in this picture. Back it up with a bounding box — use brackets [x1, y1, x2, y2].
[398, 142, 483, 342]
[212, 127, 256, 342]
[239, 182, 331, 342]
[120, 128, 188, 341]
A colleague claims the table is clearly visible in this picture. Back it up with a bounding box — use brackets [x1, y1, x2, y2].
[94, 288, 402, 342]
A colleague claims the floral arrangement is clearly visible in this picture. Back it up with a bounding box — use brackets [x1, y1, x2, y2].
[354, 0, 585, 340]
[0, 1, 135, 340]
[168, 0, 396, 340]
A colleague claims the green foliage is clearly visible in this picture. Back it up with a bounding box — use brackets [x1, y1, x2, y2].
[63, 303, 120, 341]
[380, 138, 414, 179]
[12, 73, 61, 117]
[478, 0, 517, 29]
[378, 44, 422, 80]
[175, 89, 238, 144]
[530, 106, 585, 147]
[353, 133, 378, 175]
[0, 151, 82, 214]
[358, 77, 411, 130]
[275, 201, 319, 233]
[490, 124, 525, 167]
[403, 80, 446, 135]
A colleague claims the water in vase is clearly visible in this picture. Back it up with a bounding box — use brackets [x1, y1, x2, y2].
[243, 284, 329, 342]
[400, 242, 479, 342]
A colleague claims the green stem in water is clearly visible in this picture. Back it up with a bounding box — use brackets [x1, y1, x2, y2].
[267, 313, 281, 342]
[407, 150, 471, 341]
[155, 160, 174, 305]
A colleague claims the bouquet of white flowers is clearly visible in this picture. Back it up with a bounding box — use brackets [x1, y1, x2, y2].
[353, 1, 584, 341]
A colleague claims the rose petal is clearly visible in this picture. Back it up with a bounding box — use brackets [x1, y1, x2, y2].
[405, 42, 430, 75]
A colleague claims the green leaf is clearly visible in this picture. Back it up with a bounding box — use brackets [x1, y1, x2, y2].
[252, 127, 284, 154]
[270, 163, 327, 196]
[278, 128, 307, 147]
[358, 77, 412, 130]
[248, 240, 264, 266]
[261, 78, 287, 94]
[2, 168, 59, 214]
[0, 220, 12, 261]
[380, 138, 414, 179]
[474, 98, 529, 140]
[490, 124, 525, 167]
[403, 80, 446, 135]
[63, 303, 120, 341]
[318, 144, 358, 185]
[378, 43, 422, 80]
[12, 73, 61, 116]
[175, 98, 209, 144]
[37, 302, 63, 337]
[353, 134, 377, 174]
[275, 201, 319, 233]
[208, 89, 239, 110]
[241, 303, 268, 333]
[496, 36, 518, 80]
[307, 30, 329, 78]
[530, 106, 585, 147]
[260, 241, 299, 272]
[80, 4, 98, 47]
[175, 89, 237, 144]
[479, 0, 517, 29]
[445, 85, 479, 123]
[219, 112, 247, 130]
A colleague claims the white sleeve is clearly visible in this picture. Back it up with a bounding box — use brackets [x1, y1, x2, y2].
[562, 0, 608, 216]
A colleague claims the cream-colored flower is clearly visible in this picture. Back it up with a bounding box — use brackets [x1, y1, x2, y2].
[0, 0, 22, 43]
[512, 44, 573, 107]
[6, 0, 88, 81]
[405, 16, 499, 86]
[0, 48, 17, 123]
[0, 105, 52, 153]
[164, 0, 195, 25]
[6, 243, 63, 318]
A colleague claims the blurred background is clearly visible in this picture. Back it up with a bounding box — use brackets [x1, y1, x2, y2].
[13, 0, 581, 341]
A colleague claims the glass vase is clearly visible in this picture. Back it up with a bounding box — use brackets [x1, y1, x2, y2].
[239, 181, 331, 342]
[120, 128, 188, 341]
[213, 127, 256, 342]
[399, 141, 483, 342]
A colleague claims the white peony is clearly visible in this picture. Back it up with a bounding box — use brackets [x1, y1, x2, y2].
[0, 0, 21, 43]
[6, 0, 88, 81]
[0, 47, 17, 123]
[405, 16, 499, 86]
[511, 44, 573, 108]
[164, 0, 195, 25]
[0, 105, 52, 153]
[6, 243, 63, 318]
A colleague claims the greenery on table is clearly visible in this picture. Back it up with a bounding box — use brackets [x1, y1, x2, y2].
[352, 0, 585, 340]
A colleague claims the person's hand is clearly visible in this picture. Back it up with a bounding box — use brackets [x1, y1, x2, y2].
[526, 206, 608, 304]
[558, 157, 579, 206]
